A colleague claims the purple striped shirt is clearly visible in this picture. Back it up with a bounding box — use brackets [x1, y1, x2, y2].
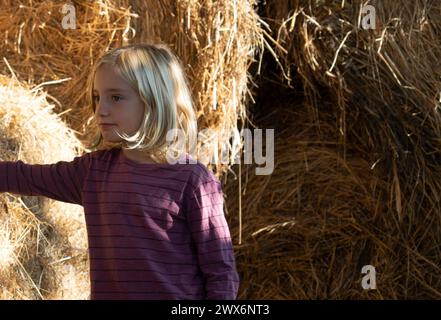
[0, 147, 239, 300]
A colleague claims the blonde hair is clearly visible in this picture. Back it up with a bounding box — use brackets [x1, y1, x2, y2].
[86, 43, 197, 163]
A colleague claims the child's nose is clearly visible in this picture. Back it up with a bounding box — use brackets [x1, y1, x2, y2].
[97, 99, 110, 115]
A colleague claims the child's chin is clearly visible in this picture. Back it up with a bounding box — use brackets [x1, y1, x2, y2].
[100, 130, 122, 142]
[102, 137, 123, 144]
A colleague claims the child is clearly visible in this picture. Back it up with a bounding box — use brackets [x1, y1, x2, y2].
[0, 43, 240, 300]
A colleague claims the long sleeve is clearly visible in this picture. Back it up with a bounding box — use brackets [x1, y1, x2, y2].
[0, 153, 91, 206]
[185, 175, 240, 300]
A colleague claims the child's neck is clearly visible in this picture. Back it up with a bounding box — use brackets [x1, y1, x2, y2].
[122, 148, 158, 164]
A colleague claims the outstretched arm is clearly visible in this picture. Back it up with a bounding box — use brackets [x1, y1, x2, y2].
[0, 153, 91, 206]
[185, 174, 240, 300]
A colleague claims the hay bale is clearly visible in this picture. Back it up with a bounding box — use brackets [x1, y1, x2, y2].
[224, 0, 441, 299]
[264, 0, 441, 179]
[0, 74, 89, 299]
[224, 102, 387, 299]
[0, 0, 137, 152]
[225, 100, 441, 299]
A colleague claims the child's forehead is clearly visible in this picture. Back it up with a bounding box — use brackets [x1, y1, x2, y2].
[92, 87, 129, 93]
[93, 66, 130, 91]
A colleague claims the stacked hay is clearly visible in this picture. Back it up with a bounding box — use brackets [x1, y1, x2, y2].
[0, 0, 267, 177]
[225, 97, 389, 299]
[0, 0, 138, 153]
[223, 0, 441, 299]
[0, 74, 89, 299]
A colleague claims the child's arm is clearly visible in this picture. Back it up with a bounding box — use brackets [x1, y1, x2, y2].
[0, 153, 91, 206]
[185, 175, 240, 300]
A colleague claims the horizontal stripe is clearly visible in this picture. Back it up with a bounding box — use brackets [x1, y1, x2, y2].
[92, 280, 205, 285]
[89, 247, 233, 259]
[85, 211, 181, 222]
[90, 269, 199, 276]
[83, 182, 222, 203]
[88, 167, 198, 190]
[85, 211, 226, 223]
[92, 279, 239, 283]
[90, 256, 231, 267]
[91, 257, 201, 266]
[83, 200, 180, 214]
[200, 260, 235, 267]
[82, 189, 179, 204]
[86, 221, 227, 234]
[88, 236, 232, 248]
[92, 291, 186, 294]
[85, 178, 186, 195]
[186, 202, 224, 214]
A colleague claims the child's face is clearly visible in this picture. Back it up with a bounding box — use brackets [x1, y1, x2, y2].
[93, 64, 145, 143]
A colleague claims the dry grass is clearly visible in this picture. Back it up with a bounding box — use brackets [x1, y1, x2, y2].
[225, 101, 441, 299]
[223, 0, 441, 299]
[0, 74, 89, 299]
[0, 0, 137, 155]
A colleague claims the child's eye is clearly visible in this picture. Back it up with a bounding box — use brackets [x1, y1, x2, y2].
[93, 95, 99, 102]
[112, 95, 122, 102]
